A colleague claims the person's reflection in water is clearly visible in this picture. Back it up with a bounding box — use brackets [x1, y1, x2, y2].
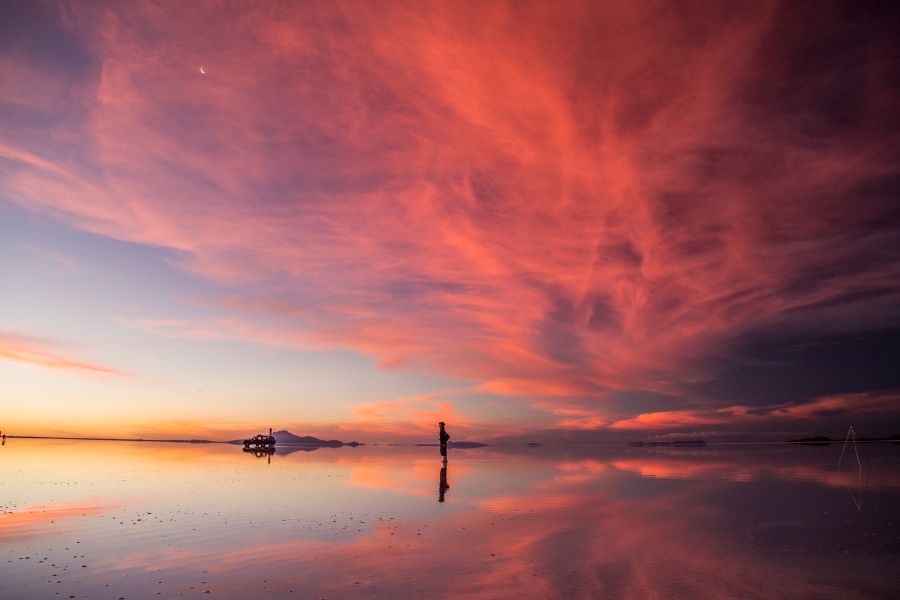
[438, 461, 449, 502]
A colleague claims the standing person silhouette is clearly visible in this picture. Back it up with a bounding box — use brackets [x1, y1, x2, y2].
[439, 421, 449, 460]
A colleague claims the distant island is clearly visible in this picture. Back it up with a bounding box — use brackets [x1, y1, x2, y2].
[230, 430, 361, 447]
[789, 434, 900, 445]
[628, 440, 707, 447]
[416, 441, 489, 448]
[788, 436, 833, 445]
[7, 435, 214, 444]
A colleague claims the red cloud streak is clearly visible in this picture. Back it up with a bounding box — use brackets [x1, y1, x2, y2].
[2, 1, 899, 429]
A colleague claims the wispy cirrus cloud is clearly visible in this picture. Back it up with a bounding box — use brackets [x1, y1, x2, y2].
[2, 1, 899, 432]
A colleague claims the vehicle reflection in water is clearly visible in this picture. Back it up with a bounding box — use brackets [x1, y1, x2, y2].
[241, 444, 326, 462]
[242, 445, 276, 463]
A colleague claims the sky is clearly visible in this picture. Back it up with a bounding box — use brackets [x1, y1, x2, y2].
[1, 0, 899, 442]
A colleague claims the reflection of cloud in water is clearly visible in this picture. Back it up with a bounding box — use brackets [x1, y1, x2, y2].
[0, 499, 114, 539]
[6, 441, 900, 599]
[609, 447, 900, 490]
[344, 454, 474, 499]
[93, 453, 897, 599]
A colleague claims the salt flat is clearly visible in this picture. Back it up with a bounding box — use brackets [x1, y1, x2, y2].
[2, 439, 898, 599]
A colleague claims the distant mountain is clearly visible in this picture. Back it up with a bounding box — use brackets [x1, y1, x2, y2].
[273, 430, 360, 446]
[230, 430, 361, 446]
[628, 439, 707, 446]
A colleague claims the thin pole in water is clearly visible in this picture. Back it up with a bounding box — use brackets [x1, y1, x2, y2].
[837, 425, 864, 511]
[837, 425, 861, 470]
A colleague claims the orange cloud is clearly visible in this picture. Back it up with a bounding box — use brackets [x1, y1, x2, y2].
[340, 391, 485, 440]
[0, 331, 128, 378]
[610, 409, 734, 430]
[610, 389, 900, 430]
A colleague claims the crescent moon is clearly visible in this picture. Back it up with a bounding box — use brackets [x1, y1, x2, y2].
[200, 66, 206, 74]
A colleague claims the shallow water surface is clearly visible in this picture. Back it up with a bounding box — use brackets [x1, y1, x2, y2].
[2, 439, 899, 599]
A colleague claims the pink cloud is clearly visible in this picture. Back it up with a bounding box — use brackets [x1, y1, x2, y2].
[23, 244, 82, 272]
[2, 1, 899, 428]
[772, 390, 900, 419]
